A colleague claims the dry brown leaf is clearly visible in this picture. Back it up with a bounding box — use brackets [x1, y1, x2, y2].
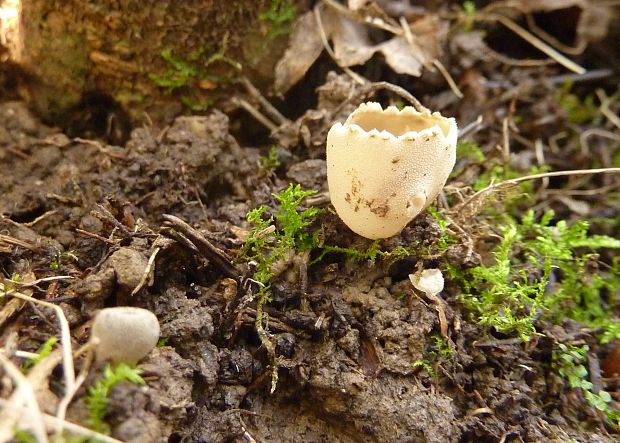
[331, 13, 426, 76]
[274, 4, 447, 93]
[274, 11, 325, 95]
[331, 13, 376, 66]
[376, 36, 423, 76]
[409, 14, 447, 61]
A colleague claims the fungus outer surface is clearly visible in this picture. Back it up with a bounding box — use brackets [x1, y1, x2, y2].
[326, 102, 457, 239]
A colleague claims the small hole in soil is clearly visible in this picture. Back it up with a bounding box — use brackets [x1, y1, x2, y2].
[8, 203, 47, 224]
[203, 177, 235, 201]
[228, 107, 271, 147]
[485, 7, 581, 60]
[60, 91, 133, 146]
[530, 7, 580, 47]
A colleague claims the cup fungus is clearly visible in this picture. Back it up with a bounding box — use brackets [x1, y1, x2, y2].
[326, 102, 457, 239]
[90, 307, 160, 364]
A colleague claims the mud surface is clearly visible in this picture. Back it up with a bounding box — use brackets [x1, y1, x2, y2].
[1, 88, 617, 443]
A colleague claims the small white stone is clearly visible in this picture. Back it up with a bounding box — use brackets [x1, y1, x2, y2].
[409, 268, 444, 297]
[91, 307, 160, 364]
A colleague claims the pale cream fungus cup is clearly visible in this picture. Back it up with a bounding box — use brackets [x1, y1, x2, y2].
[326, 102, 457, 239]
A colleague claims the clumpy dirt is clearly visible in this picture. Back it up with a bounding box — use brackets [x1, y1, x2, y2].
[2, 2, 620, 435]
[0, 89, 616, 443]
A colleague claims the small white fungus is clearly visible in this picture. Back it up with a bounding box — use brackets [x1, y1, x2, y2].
[91, 307, 160, 364]
[409, 268, 445, 297]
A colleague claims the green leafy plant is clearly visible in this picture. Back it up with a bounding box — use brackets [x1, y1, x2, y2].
[49, 250, 78, 273]
[413, 333, 454, 377]
[23, 337, 58, 371]
[473, 163, 550, 193]
[259, 146, 281, 173]
[86, 363, 144, 434]
[456, 140, 484, 163]
[427, 206, 457, 252]
[244, 184, 321, 286]
[149, 36, 241, 110]
[314, 206, 454, 265]
[555, 81, 600, 124]
[13, 429, 37, 443]
[149, 48, 203, 91]
[460, 1, 477, 31]
[258, 0, 297, 39]
[243, 184, 321, 392]
[458, 210, 620, 342]
[553, 343, 620, 424]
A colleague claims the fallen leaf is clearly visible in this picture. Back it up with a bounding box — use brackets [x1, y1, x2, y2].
[274, 10, 325, 95]
[376, 36, 423, 76]
[274, 4, 448, 93]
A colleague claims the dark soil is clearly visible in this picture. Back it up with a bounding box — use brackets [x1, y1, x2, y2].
[1, 3, 620, 442]
[0, 91, 616, 442]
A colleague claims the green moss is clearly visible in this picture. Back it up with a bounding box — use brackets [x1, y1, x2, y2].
[413, 333, 454, 377]
[258, 0, 297, 39]
[149, 37, 241, 110]
[260, 146, 282, 173]
[456, 140, 485, 163]
[243, 184, 321, 286]
[555, 81, 600, 124]
[243, 184, 321, 392]
[23, 337, 58, 371]
[553, 343, 620, 425]
[456, 210, 620, 342]
[86, 363, 144, 434]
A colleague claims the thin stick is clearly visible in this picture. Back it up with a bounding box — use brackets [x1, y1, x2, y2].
[330, 81, 429, 118]
[241, 77, 289, 125]
[0, 398, 124, 443]
[17, 275, 74, 288]
[314, 4, 366, 86]
[525, 13, 585, 56]
[493, 15, 585, 74]
[21, 210, 58, 227]
[95, 204, 131, 235]
[131, 246, 161, 296]
[0, 234, 37, 251]
[458, 115, 484, 138]
[0, 349, 39, 359]
[456, 168, 620, 213]
[75, 228, 117, 245]
[432, 59, 464, 99]
[161, 214, 240, 279]
[504, 168, 620, 185]
[235, 97, 278, 132]
[0, 354, 48, 443]
[579, 128, 620, 157]
[398, 16, 432, 71]
[595, 89, 620, 131]
[1, 288, 76, 418]
[54, 344, 95, 436]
